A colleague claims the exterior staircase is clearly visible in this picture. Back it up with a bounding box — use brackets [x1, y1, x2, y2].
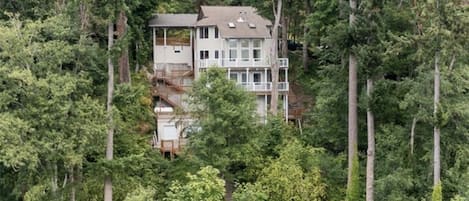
[151, 65, 194, 158]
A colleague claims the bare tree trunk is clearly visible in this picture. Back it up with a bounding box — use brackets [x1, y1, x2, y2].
[410, 117, 417, 156]
[135, 44, 140, 72]
[224, 178, 234, 201]
[104, 22, 114, 201]
[281, 14, 288, 58]
[433, 52, 440, 186]
[55, 0, 66, 13]
[70, 167, 75, 201]
[117, 10, 131, 84]
[303, 0, 312, 72]
[347, 0, 358, 190]
[366, 79, 375, 201]
[51, 162, 58, 196]
[79, 1, 88, 31]
[302, 25, 309, 72]
[270, 0, 282, 115]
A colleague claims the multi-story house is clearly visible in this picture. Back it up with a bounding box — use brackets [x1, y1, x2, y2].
[149, 6, 289, 157]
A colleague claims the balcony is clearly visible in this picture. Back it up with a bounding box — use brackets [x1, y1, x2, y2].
[237, 82, 289, 92]
[199, 58, 289, 69]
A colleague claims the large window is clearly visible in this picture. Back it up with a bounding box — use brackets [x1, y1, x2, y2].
[253, 39, 261, 61]
[241, 39, 249, 61]
[229, 39, 237, 61]
[199, 27, 209, 39]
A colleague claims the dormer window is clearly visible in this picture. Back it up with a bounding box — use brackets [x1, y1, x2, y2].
[249, 23, 256, 28]
[228, 22, 235, 28]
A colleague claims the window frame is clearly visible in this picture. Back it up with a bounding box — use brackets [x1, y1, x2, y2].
[252, 39, 262, 61]
[253, 72, 262, 83]
[199, 50, 209, 60]
[228, 39, 237, 61]
[199, 27, 209, 39]
[240, 39, 250, 62]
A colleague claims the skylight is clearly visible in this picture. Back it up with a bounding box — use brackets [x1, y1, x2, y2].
[228, 22, 235, 28]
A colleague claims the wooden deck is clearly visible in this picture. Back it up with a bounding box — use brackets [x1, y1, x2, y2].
[153, 138, 188, 159]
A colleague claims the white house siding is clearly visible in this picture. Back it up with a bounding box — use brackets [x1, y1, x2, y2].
[157, 118, 177, 141]
[195, 26, 223, 72]
[155, 45, 192, 66]
[156, 116, 193, 140]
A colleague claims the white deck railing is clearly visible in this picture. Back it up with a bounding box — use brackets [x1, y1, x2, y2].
[237, 82, 289, 92]
[199, 58, 289, 68]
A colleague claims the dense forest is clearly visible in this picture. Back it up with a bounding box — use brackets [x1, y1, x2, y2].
[0, 0, 468, 201]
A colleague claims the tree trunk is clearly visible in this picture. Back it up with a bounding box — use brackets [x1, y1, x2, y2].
[303, 0, 311, 72]
[366, 79, 375, 201]
[433, 52, 440, 186]
[51, 162, 58, 197]
[270, 0, 282, 115]
[117, 10, 131, 83]
[281, 14, 288, 58]
[79, 1, 88, 31]
[410, 117, 417, 156]
[104, 22, 114, 201]
[135, 43, 140, 72]
[347, 0, 358, 191]
[302, 25, 309, 72]
[224, 178, 234, 201]
[70, 167, 75, 201]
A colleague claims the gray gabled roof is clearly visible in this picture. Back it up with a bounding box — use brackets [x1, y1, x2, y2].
[149, 14, 198, 28]
[197, 6, 272, 38]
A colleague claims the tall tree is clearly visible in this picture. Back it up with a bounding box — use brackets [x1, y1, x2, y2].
[303, 0, 313, 72]
[188, 68, 259, 199]
[117, 10, 131, 83]
[366, 78, 375, 201]
[347, 0, 359, 199]
[270, 0, 282, 115]
[104, 21, 115, 201]
[433, 51, 441, 187]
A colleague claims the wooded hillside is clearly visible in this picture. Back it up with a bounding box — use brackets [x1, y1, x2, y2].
[0, 0, 468, 201]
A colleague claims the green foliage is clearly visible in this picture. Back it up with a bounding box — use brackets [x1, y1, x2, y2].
[255, 140, 327, 201]
[432, 182, 443, 201]
[123, 185, 156, 201]
[346, 154, 360, 201]
[1, 1, 468, 201]
[0, 3, 160, 200]
[232, 183, 268, 201]
[164, 166, 225, 201]
[187, 68, 259, 175]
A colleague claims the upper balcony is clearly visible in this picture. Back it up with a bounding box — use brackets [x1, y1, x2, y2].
[237, 82, 289, 92]
[199, 58, 288, 69]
